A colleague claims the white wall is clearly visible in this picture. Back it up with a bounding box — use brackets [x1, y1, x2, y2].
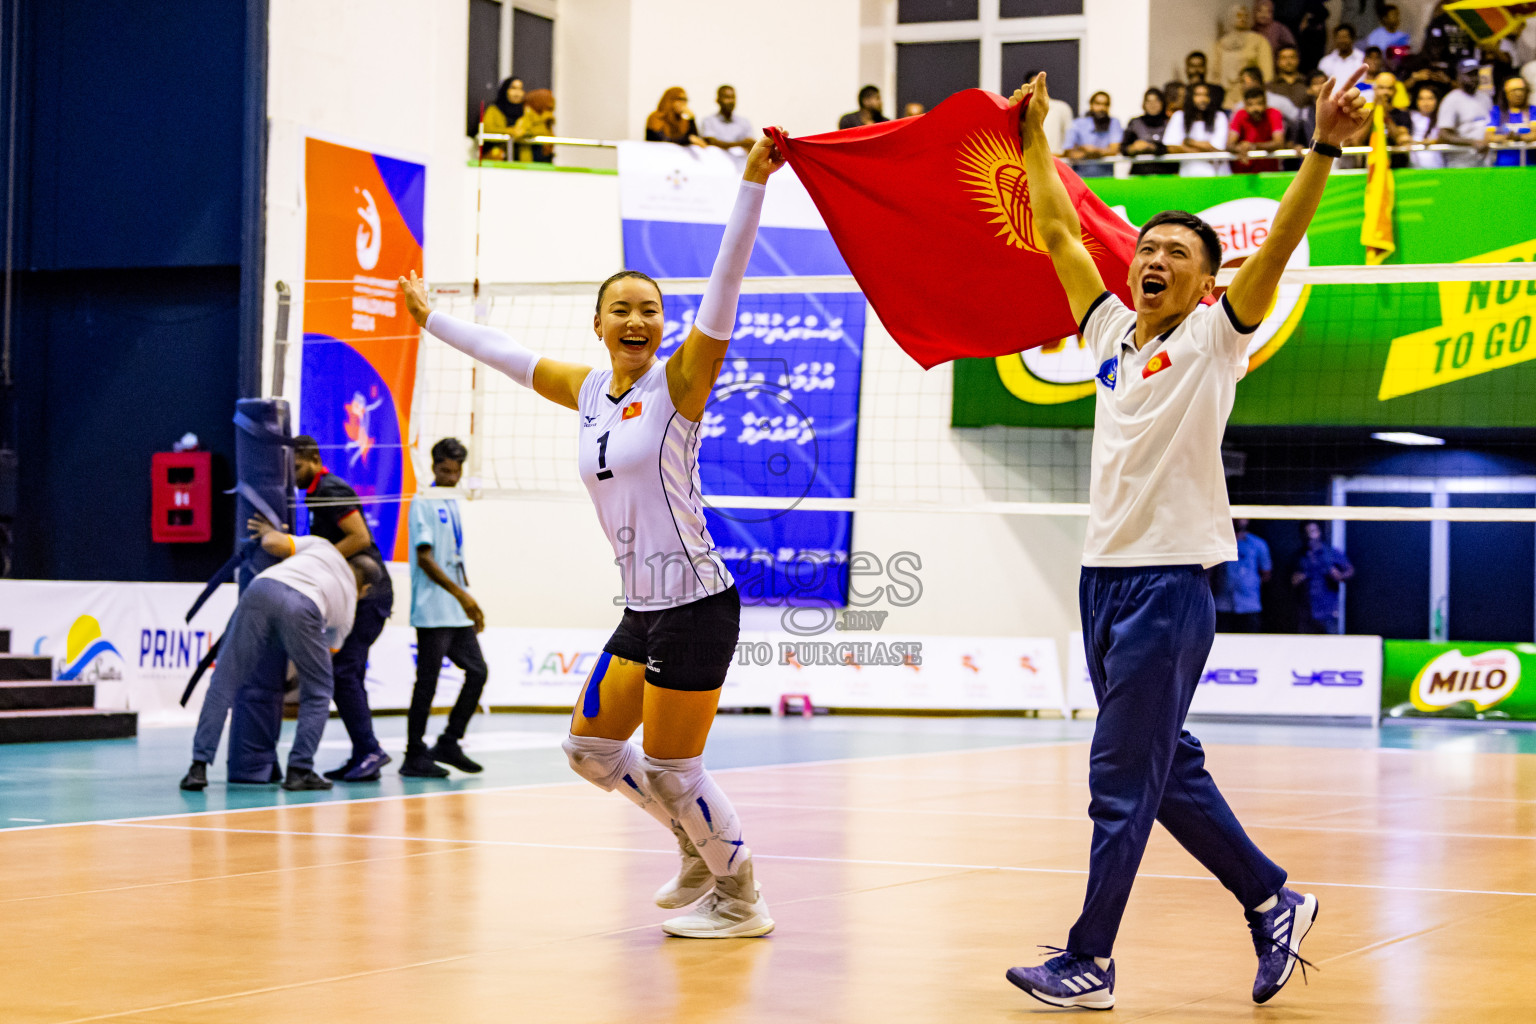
[1084, 0, 1151, 124]
[626, 0, 861, 138]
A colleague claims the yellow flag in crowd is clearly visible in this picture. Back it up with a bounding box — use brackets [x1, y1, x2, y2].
[1362, 102, 1396, 265]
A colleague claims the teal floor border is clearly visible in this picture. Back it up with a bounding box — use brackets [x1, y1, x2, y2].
[2, 713, 1532, 831]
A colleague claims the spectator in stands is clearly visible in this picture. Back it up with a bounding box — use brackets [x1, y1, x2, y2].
[481, 76, 524, 160]
[510, 89, 556, 163]
[1296, 70, 1330, 145]
[1163, 80, 1187, 115]
[701, 85, 755, 152]
[1402, 27, 1457, 94]
[1269, 45, 1311, 113]
[1241, 65, 1298, 130]
[1488, 74, 1536, 166]
[1253, 1, 1296, 56]
[1349, 73, 1414, 166]
[1365, 4, 1411, 61]
[1165, 81, 1231, 176]
[1184, 51, 1225, 111]
[1214, 5, 1275, 109]
[1319, 24, 1368, 84]
[1291, 521, 1353, 634]
[838, 85, 889, 129]
[1409, 84, 1447, 168]
[903, 101, 926, 118]
[1229, 86, 1287, 171]
[1212, 519, 1271, 633]
[1122, 87, 1176, 175]
[1437, 59, 1494, 167]
[647, 87, 705, 147]
[1286, 0, 1331, 73]
[1063, 91, 1121, 177]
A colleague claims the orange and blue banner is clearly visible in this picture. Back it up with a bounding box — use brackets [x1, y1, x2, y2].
[301, 137, 425, 561]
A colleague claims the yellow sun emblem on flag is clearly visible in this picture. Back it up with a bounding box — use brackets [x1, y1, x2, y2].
[958, 130, 1106, 257]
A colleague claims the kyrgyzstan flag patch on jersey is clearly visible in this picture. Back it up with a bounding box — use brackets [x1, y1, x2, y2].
[622, 401, 643, 420]
[1142, 352, 1173, 379]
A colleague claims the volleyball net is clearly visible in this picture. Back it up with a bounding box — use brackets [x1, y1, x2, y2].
[414, 263, 1536, 525]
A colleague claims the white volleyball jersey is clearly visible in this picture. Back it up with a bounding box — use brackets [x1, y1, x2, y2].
[577, 359, 733, 609]
[1079, 291, 1255, 569]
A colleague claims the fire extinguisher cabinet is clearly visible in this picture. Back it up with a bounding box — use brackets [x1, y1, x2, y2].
[151, 451, 213, 543]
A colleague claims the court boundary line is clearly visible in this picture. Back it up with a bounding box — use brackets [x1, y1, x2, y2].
[97, 821, 1536, 899]
[0, 738, 1088, 836]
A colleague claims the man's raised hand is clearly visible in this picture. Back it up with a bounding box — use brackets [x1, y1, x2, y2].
[1014, 72, 1051, 150]
[399, 270, 432, 328]
[1315, 65, 1371, 147]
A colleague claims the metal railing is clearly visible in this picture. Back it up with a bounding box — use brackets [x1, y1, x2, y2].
[475, 127, 1535, 169]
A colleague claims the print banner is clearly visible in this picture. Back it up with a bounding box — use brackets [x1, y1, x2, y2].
[300, 137, 426, 560]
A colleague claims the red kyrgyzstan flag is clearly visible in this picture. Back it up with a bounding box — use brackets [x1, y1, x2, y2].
[765, 89, 1139, 369]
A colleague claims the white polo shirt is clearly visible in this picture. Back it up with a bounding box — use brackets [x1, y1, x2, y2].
[1079, 291, 1255, 568]
[260, 535, 358, 649]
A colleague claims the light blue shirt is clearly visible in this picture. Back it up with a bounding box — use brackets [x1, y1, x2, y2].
[408, 492, 472, 628]
[1213, 533, 1272, 614]
[1364, 27, 1410, 53]
[1064, 115, 1122, 177]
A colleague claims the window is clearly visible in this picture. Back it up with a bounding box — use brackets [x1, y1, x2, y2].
[896, 40, 982, 113]
[1000, 38, 1080, 115]
[999, 0, 1082, 16]
[512, 7, 554, 91]
[898, 0, 980, 22]
[466, 0, 502, 137]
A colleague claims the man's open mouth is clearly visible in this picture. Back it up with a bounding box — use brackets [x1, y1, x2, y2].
[1141, 277, 1167, 296]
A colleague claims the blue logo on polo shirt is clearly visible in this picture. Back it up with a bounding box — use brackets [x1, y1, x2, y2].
[1096, 357, 1118, 390]
[438, 508, 449, 523]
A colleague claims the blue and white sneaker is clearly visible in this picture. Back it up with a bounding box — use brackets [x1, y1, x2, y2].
[1248, 887, 1319, 1003]
[1006, 949, 1115, 1011]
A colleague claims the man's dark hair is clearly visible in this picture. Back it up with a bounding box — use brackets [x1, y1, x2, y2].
[1382, 3, 1398, 13]
[858, 84, 880, 104]
[1187, 50, 1207, 63]
[1088, 90, 1110, 105]
[1365, 45, 1382, 57]
[431, 437, 468, 465]
[1243, 86, 1267, 102]
[1277, 44, 1298, 57]
[1309, 70, 1329, 83]
[1240, 66, 1265, 86]
[293, 435, 321, 461]
[1136, 210, 1223, 275]
[1336, 22, 1355, 38]
[595, 270, 662, 315]
[348, 552, 386, 591]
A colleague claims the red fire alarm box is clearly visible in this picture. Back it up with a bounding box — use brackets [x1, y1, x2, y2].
[151, 451, 213, 543]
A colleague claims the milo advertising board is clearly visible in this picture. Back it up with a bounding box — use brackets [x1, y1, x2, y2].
[1381, 640, 1536, 721]
[953, 169, 1536, 428]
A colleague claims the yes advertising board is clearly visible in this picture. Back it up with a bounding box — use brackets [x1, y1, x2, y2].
[954, 169, 1536, 429]
[1066, 631, 1383, 718]
[300, 137, 426, 560]
[1382, 640, 1536, 721]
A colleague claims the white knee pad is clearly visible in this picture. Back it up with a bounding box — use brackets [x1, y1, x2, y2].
[644, 754, 747, 876]
[562, 733, 635, 792]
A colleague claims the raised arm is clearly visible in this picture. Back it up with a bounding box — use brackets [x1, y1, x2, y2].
[1012, 73, 1106, 326]
[665, 135, 785, 420]
[400, 271, 592, 411]
[1226, 66, 1369, 327]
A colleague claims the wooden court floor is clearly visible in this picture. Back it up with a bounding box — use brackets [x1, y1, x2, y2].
[5, 738, 1535, 1023]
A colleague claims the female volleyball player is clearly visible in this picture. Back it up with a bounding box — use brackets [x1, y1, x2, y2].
[1001, 69, 1369, 1010]
[399, 136, 785, 938]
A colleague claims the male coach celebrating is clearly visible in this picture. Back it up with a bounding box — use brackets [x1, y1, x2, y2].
[1002, 68, 1368, 1010]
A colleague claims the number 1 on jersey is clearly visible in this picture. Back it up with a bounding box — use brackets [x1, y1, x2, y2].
[595, 430, 613, 481]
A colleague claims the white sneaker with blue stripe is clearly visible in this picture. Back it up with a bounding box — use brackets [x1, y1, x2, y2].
[1006, 949, 1115, 1010]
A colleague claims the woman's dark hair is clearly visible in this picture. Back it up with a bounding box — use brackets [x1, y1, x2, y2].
[1185, 83, 1218, 131]
[1136, 210, 1224, 275]
[595, 270, 663, 314]
[1414, 83, 1440, 108]
[431, 437, 468, 465]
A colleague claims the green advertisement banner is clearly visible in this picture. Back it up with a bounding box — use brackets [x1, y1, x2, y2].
[1381, 639, 1536, 721]
[952, 168, 1536, 428]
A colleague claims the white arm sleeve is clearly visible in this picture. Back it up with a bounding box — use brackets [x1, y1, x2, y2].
[693, 179, 766, 341]
[424, 310, 541, 389]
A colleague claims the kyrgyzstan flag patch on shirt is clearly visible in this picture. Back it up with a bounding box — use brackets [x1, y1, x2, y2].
[1142, 352, 1173, 379]
[622, 401, 643, 420]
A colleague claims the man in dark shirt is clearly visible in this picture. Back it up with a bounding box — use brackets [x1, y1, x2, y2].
[838, 85, 889, 130]
[1291, 521, 1354, 634]
[292, 435, 394, 781]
